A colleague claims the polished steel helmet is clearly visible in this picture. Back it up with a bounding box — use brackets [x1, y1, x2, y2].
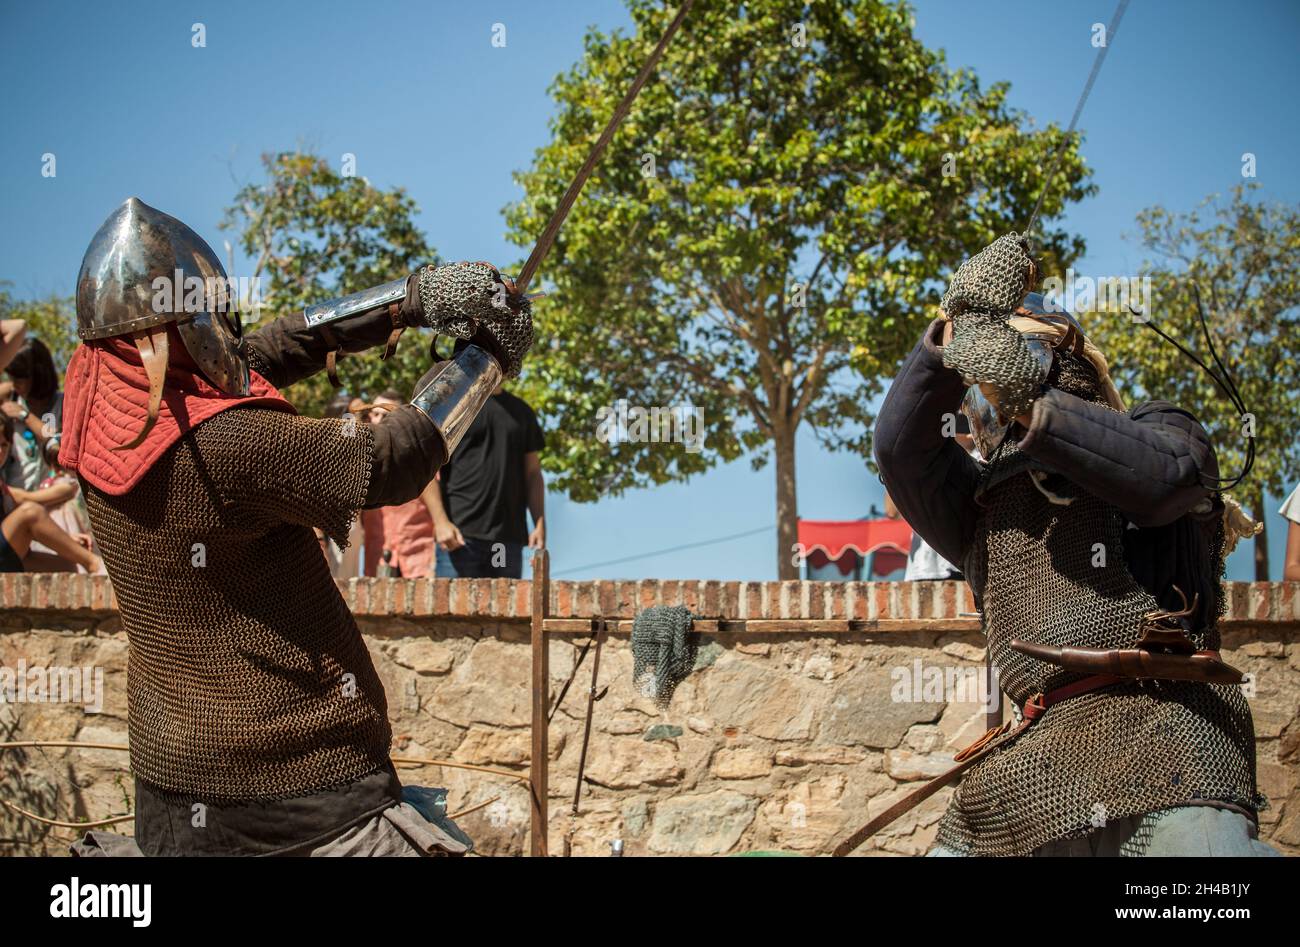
[76, 197, 249, 395]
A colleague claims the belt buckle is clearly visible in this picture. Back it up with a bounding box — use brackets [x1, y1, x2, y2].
[1021, 691, 1047, 721]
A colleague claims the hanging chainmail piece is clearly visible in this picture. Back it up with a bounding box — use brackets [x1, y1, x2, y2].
[631, 605, 698, 709]
[941, 233, 1046, 419]
[417, 262, 534, 377]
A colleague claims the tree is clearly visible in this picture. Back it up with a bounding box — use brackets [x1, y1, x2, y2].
[506, 0, 1092, 578]
[1088, 184, 1300, 580]
[222, 152, 437, 416]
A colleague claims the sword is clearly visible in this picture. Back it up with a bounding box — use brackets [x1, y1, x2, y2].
[512, 0, 697, 296]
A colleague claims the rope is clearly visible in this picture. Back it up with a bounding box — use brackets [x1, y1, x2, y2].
[1, 741, 530, 784]
[0, 799, 134, 830]
[447, 795, 501, 821]
[390, 755, 530, 784]
[1, 740, 129, 753]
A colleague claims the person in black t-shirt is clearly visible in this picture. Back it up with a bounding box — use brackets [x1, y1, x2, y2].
[429, 384, 545, 578]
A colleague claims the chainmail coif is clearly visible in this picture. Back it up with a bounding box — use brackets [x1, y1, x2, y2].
[631, 605, 698, 708]
[941, 233, 1046, 419]
[81, 408, 392, 802]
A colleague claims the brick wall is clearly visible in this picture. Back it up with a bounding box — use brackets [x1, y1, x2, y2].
[8, 572, 1300, 625]
[2, 576, 1297, 856]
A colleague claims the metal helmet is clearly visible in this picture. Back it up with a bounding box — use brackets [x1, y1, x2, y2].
[76, 197, 249, 395]
[961, 294, 1108, 459]
[1018, 291, 1084, 333]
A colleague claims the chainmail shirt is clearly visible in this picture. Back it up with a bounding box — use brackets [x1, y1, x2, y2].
[935, 471, 1261, 856]
[82, 408, 393, 802]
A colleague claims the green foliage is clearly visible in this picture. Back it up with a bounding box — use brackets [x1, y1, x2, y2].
[504, 0, 1093, 510]
[0, 285, 78, 371]
[221, 152, 438, 415]
[1089, 184, 1300, 539]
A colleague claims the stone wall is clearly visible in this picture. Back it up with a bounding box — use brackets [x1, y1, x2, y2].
[2, 575, 1297, 856]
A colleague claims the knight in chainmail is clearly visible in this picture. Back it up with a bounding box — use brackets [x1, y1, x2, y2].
[59, 199, 532, 856]
[874, 233, 1277, 857]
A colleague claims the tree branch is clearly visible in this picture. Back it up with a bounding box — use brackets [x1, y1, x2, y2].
[792, 340, 833, 422]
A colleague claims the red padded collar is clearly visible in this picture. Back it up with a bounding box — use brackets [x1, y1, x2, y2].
[59, 329, 294, 495]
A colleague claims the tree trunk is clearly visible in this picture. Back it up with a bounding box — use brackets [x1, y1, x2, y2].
[774, 421, 799, 580]
[1254, 493, 1270, 581]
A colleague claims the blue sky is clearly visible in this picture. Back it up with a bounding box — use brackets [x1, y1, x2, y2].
[2, 0, 1297, 580]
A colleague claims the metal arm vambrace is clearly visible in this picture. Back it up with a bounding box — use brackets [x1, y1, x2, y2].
[303, 277, 409, 329]
[409, 343, 503, 457]
[246, 278, 413, 390]
[363, 344, 501, 509]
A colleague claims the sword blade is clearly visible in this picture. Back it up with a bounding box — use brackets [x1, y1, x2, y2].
[513, 0, 697, 296]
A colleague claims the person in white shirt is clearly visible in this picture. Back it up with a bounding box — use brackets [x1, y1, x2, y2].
[1280, 485, 1300, 581]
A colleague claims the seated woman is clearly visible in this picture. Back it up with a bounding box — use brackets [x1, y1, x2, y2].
[0, 416, 101, 574]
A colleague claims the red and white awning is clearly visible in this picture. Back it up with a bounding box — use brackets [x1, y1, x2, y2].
[797, 518, 912, 577]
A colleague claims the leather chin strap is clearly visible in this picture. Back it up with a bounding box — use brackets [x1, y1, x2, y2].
[113, 326, 170, 451]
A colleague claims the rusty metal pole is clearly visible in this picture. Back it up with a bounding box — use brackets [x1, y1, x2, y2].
[529, 549, 550, 856]
[563, 617, 606, 858]
[572, 618, 607, 815]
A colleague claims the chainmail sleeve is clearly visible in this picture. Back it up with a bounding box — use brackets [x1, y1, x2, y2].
[206, 407, 374, 547]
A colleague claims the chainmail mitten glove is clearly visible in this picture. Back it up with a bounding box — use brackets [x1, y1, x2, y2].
[410, 262, 534, 377]
[941, 233, 1045, 418]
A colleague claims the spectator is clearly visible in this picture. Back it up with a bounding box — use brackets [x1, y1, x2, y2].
[1281, 484, 1300, 582]
[429, 381, 544, 578]
[2, 336, 93, 571]
[2, 336, 62, 488]
[0, 415, 101, 574]
[360, 390, 437, 577]
[0, 317, 27, 374]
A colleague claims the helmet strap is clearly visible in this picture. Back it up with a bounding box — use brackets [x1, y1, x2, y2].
[113, 326, 170, 451]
